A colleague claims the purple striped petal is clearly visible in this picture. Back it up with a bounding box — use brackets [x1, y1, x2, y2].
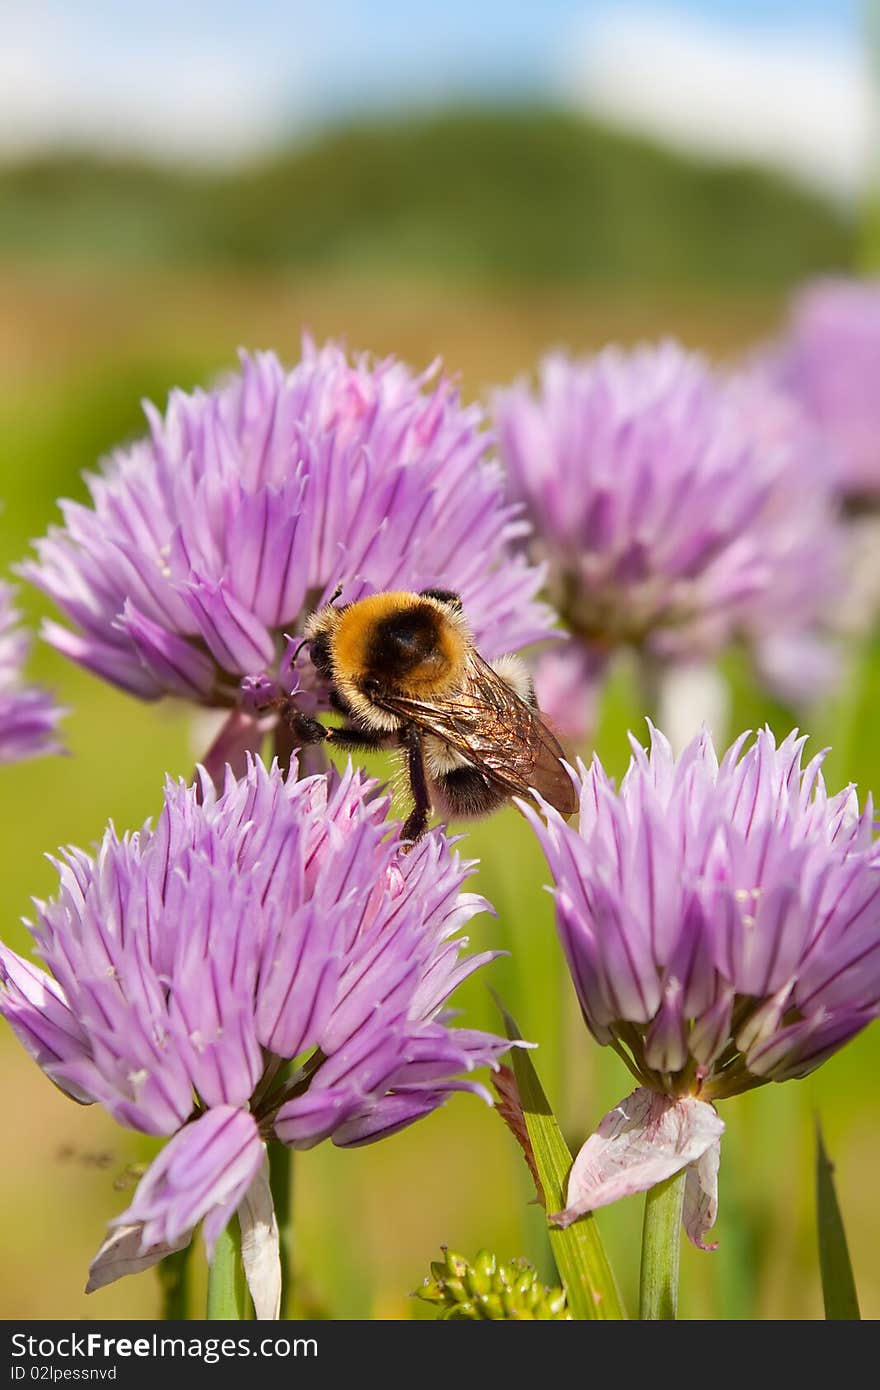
[183, 578, 275, 673]
[0, 945, 98, 1103]
[118, 600, 217, 700]
[114, 1106, 264, 1259]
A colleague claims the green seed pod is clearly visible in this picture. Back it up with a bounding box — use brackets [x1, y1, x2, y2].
[415, 1248, 570, 1320]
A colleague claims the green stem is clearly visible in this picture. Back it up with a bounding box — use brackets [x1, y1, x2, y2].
[269, 1140, 294, 1319]
[158, 1243, 192, 1320]
[639, 1169, 686, 1320]
[206, 1221, 250, 1319]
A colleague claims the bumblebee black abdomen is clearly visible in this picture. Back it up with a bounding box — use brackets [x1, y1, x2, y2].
[431, 764, 508, 819]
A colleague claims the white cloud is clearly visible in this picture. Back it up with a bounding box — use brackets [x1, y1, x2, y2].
[0, 3, 297, 165]
[560, 5, 872, 202]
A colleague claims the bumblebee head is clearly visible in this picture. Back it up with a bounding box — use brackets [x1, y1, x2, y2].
[418, 588, 463, 610]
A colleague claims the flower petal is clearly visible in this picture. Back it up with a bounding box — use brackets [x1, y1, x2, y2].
[183, 578, 275, 674]
[0, 945, 100, 1104]
[113, 1106, 264, 1260]
[683, 1136, 721, 1250]
[237, 1153, 281, 1321]
[86, 1222, 191, 1294]
[118, 600, 217, 700]
[553, 1086, 724, 1227]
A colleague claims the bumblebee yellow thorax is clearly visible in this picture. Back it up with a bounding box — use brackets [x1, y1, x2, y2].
[332, 591, 468, 696]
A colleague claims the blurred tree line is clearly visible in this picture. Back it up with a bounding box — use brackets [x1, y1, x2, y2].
[0, 107, 852, 285]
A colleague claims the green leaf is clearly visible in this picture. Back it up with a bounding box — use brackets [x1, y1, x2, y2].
[816, 1121, 861, 1320]
[499, 1000, 626, 1319]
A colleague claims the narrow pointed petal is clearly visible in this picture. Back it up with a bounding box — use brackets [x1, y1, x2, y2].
[0, 687, 66, 764]
[118, 600, 217, 700]
[332, 1080, 491, 1146]
[113, 1107, 264, 1259]
[0, 945, 99, 1104]
[183, 579, 275, 674]
[553, 1087, 725, 1228]
[42, 618, 163, 699]
[643, 976, 688, 1073]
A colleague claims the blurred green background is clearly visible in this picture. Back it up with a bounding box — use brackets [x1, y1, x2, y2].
[1, 0, 878, 1322]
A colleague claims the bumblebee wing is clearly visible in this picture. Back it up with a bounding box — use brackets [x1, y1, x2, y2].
[375, 649, 577, 816]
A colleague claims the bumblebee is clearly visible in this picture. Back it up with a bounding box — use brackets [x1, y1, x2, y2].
[285, 587, 577, 842]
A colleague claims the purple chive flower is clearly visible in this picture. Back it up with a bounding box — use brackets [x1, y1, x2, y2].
[770, 276, 880, 502]
[21, 339, 554, 770]
[0, 581, 64, 764]
[494, 342, 843, 732]
[0, 756, 510, 1315]
[523, 725, 880, 1247]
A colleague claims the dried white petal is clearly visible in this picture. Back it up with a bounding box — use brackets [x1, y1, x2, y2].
[238, 1154, 281, 1321]
[553, 1086, 725, 1228]
[86, 1222, 189, 1293]
[683, 1135, 721, 1250]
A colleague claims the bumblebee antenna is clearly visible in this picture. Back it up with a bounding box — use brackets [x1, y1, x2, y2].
[328, 581, 345, 606]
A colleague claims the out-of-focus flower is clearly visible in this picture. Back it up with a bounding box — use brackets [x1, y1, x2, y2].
[22, 340, 555, 768]
[523, 724, 880, 1246]
[770, 276, 880, 502]
[494, 342, 843, 736]
[531, 642, 610, 747]
[417, 1247, 569, 1320]
[0, 756, 510, 1316]
[0, 581, 64, 764]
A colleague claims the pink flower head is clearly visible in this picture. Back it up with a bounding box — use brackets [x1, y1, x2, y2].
[523, 725, 880, 1245]
[495, 342, 843, 721]
[0, 757, 511, 1309]
[22, 339, 555, 759]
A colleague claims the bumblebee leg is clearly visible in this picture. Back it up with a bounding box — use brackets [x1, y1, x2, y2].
[432, 765, 507, 820]
[401, 724, 431, 843]
[280, 704, 329, 744]
[325, 725, 389, 752]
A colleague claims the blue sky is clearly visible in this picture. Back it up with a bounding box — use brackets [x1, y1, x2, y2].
[0, 2, 870, 198]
